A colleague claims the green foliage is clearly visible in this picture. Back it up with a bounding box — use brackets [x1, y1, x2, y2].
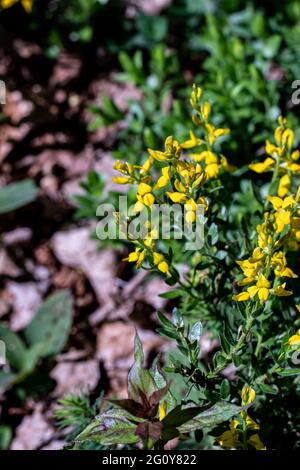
[0, 425, 12, 450]
[2, 0, 300, 451]
[85, 1, 300, 170]
[73, 171, 106, 219]
[78, 78, 300, 448]
[0, 290, 73, 391]
[89, 46, 187, 165]
[0, 179, 38, 214]
[72, 333, 245, 449]
[24, 290, 73, 357]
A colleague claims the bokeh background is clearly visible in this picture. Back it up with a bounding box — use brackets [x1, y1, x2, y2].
[0, 0, 300, 450]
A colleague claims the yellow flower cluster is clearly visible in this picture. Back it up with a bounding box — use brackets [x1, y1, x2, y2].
[0, 0, 33, 12]
[233, 120, 300, 305]
[217, 386, 266, 450]
[113, 85, 233, 273]
[233, 209, 299, 304]
[122, 228, 171, 275]
[182, 84, 234, 178]
[249, 116, 300, 197]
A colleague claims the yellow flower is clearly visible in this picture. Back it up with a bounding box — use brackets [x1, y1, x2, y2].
[287, 162, 300, 173]
[285, 329, 300, 346]
[201, 101, 211, 121]
[152, 252, 170, 275]
[21, 0, 32, 11]
[234, 274, 293, 303]
[245, 415, 260, 430]
[268, 195, 295, 211]
[272, 283, 292, 297]
[249, 157, 275, 173]
[0, 0, 17, 7]
[154, 166, 170, 190]
[247, 273, 270, 303]
[181, 130, 203, 149]
[159, 401, 167, 421]
[0, 0, 33, 12]
[112, 160, 136, 184]
[220, 154, 236, 172]
[190, 84, 202, 109]
[233, 291, 251, 301]
[236, 255, 261, 279]
[281, 128, 294, 149]
[112, 176, 132, 184]
[256, 220, 273, 250]
[217, 419, 240, 449]
[265, 139, 281, 156]
[134, 183, 155, 212]
[268, 195, 295, 234]
[205, 123, 230, 146]
[271, 252, 298, 278]
[184, 198, 198, 224]
[291, 150, 300, 161]
[148, 136, 181, 162]
[123, 248, 145, 268]
[190, 150, 220, 178]
[278, 174, 291, 198]
[140, 157, 153, 175]
[248, 434, 266, 450]
[241, 386, 256, 405]
[167, 191, 187, 203]
[274, 118, 294, 148]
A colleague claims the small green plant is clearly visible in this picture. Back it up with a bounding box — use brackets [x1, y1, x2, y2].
[88, 46, 189, 164]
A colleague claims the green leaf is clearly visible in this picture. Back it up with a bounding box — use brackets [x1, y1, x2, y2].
[208, 223, 218, 245]
[133, 333, 144, 366]
[0, 425, 12, 450]
[188, 322, 202, 343]
[277, 368, 300, 377]
[220, 379, 231, 399]
[0, 180, 38, 214]
[75, 409, 141, 446]
[157, 311, 175, 331]
[219, 332, 231, 355]
[128, 364, 157, 403]
[162, 405, 205, 442]
[24, 290, 73, 357]
[0, 325, 27, 371]
[178, 402, 243, 433]
[22, 343, 47, 372]
[263, 35, 281, 59]
[258, 383, 278, 395]
[0, 371, 18, 389]
[159, 289, 183, 299]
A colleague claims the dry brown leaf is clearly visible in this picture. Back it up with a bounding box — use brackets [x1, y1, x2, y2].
[10, 404, 55, 450]
[6, 281, 42, 331]
[50, 359, 100, 397]
[51, 227, 118, 306]
[0, 249, 22, 278]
